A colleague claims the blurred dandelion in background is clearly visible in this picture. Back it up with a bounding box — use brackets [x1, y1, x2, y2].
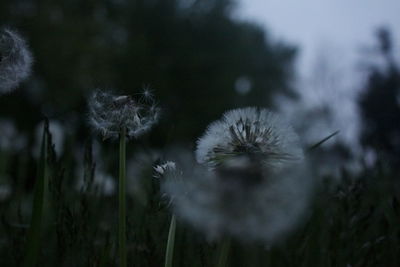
[163, 108, 312, 244]
[88, 90, 160, 140]
[126, 149, 161, 205]
[0, 184, 12, 202]
[0, 28, 33, 94]
[234, 76, 252, 95]
[0, 118, 27, 152]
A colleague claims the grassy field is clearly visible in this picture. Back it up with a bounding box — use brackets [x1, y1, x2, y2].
[0, 121, 399, 267]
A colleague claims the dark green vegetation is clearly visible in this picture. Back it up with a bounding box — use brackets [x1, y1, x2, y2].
[0, 0, 296, 144]
[1, 134, 399, 266]
[359, 28, 400, 169]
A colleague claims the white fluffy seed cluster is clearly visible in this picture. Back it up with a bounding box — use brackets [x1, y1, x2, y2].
[163, 107, 312, 244]
[88, 90, 160, 139]
[196, 107, 303, 171]
[154, 161, 176, 177]
[0, 28, 33, 94]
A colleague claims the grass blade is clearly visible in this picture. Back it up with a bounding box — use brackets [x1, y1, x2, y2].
[165, 214, 177, 267]
[216, 237, 231, 267]
[23, 119, 49, 267]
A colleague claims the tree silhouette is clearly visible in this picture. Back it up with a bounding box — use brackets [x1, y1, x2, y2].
[359, 27, 400, 168]
[0, 0, 296, 144]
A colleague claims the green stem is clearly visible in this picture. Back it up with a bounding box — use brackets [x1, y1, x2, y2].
[164, 214, 177, 267]
[23, 120, 49, 267]
[217, 237, 231, 267]
[119, 126, 127, 267]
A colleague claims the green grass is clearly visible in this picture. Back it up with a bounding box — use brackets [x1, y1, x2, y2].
[22, 119, 50, 267]
[0, 129, 399, 267]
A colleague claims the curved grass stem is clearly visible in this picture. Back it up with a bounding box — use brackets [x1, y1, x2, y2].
[217, 237, 231, 267]
[164, 214, 177, 267]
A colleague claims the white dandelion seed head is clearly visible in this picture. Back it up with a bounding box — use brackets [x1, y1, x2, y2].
[154, 161, 176, 177]
[0, 28, 33, 94]
[163, 109, 312, 244]
[162, 152, 312, 244]
[196, 107, 303, 174]
[88, 89, 160, 140]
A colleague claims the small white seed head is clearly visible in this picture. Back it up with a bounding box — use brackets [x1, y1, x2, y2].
[88, 89, 160, 140]
[0, 28, 33, 94]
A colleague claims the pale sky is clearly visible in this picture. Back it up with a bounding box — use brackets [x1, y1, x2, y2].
[236, 0, 400, 158]
[237, 0, 400, 73]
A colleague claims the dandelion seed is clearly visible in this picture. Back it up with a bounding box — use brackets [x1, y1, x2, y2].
[88, 90, 160, 140]
[87, 89, 159, 267]
[196, 107, 303, 174]
[163, 108, 312, 244]
[0, 28, 33, 94]
[141, 86, 155, 102]
[154, 161, 176, 177]
[87, 90, 160, 267]
[164, 156, 311, 244]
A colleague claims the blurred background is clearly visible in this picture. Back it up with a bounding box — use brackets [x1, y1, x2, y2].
[0, 0, 399, 172]
[1, 0, 400, 266]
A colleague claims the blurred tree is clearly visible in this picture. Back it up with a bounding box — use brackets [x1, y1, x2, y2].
[0, 0, 296, 145]
[359, 27, 400, 168]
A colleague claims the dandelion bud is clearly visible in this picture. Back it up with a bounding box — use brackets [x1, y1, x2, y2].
[0, 28, 33, 94]
[88, 90, 160, 140]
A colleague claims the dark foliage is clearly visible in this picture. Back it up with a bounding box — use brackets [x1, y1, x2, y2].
[0, 0, 296, 145]
[359, 28, 400, 168]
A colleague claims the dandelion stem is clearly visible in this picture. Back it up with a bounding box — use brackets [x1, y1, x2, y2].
[23, 119, 49, 267]
[165, 214, 177, 267]
[119, 126, 127, 267]
[216, 237, 231, 267]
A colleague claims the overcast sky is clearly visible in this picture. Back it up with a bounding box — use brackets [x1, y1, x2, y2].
[236, 0, 400, 156]
[237, 0, 400, 73]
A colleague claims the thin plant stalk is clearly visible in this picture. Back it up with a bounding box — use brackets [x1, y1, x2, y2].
[23, 120, 49, 267]
[164, 214, 177, 267]
[307, 130, 340, 151]
[216, 237, 231, 267]
[119, 126, 127, 267]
